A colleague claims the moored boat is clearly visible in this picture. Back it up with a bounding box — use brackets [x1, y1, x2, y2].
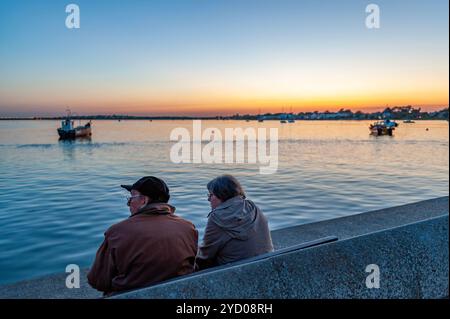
[369, 119, 398, 136]
[57, 112, 92, 139]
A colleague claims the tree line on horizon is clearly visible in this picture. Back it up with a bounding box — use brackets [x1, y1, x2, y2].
[1, 105, 448, 121]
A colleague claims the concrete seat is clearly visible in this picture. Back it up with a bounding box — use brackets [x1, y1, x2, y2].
[193, 235, 338, 275]
[111, 236, 338, 297]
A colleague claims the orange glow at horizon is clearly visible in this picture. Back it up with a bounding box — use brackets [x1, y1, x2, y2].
[1, 72, 448, 116]
[49, 89, 450, 115]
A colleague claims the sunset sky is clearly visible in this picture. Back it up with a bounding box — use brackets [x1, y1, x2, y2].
[0, 0, 448, 117]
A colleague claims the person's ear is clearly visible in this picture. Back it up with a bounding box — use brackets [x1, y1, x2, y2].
[145, 196, 152, 205]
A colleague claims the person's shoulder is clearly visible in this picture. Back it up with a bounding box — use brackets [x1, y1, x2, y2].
[104, 217, 132, 237]
[167, 214, 197, 233]
[173, 213, 196, 227]
[205, 214, 225, 232]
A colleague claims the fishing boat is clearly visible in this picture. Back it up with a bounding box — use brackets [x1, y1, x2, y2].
[369, 119, 398, 136]
[57, 111, 92, 139]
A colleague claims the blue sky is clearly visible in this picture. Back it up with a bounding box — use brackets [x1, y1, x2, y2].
[0, 0, 448, 116]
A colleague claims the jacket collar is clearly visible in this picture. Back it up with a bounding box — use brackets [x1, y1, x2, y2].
[131, 202, 175, 218]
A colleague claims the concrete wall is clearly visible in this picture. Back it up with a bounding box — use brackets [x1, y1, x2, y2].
[0, 196, 448, 299]
[116, 214, 448, 299]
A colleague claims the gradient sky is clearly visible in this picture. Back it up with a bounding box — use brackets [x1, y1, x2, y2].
[0, 0, 448, 116]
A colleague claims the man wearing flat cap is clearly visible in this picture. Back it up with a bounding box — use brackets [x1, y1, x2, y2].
[87, 176, 198, 296]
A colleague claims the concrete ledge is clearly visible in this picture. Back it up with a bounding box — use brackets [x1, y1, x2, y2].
[270, 196, 449, 249]
[0, 196, 447, 299]
[0, 269, 100, 299]
[115, 215, 449, 299]
[112, 235, 339, 294]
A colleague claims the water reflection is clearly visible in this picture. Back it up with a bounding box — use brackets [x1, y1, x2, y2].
[58, 136, 93, 160]
[58, 136, 92, 144]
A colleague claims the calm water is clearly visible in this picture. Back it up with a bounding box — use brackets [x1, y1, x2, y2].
[0, 120, 448, 285]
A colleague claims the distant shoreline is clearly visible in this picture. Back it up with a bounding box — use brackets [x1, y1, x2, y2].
[0, 118, 448, 121]
[0, 106, 448, 121]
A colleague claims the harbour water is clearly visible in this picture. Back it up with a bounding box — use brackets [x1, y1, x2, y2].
[0, 120, 448, 285]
